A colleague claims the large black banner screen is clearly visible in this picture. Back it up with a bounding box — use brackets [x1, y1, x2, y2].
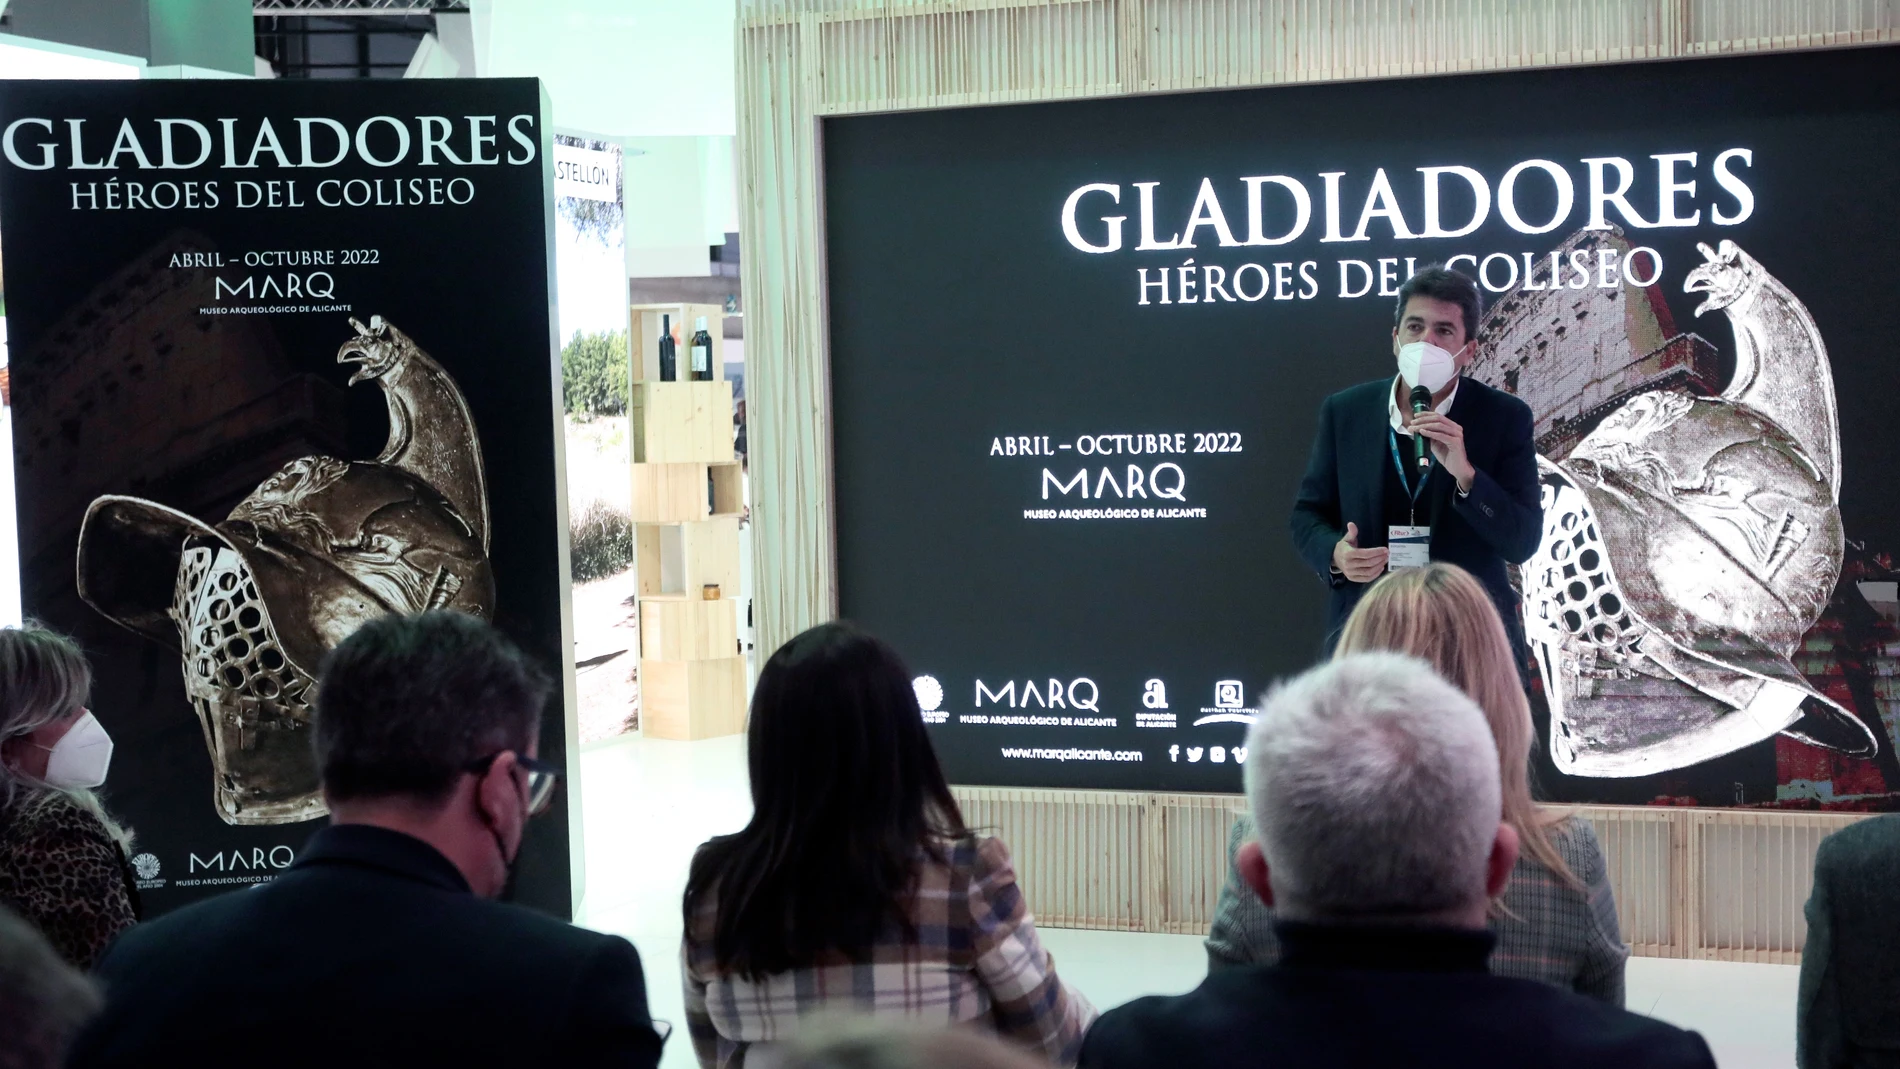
[824, 46, 1900, 807]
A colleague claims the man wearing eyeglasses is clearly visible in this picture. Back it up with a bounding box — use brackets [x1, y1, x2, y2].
[69, 611, 666, 1069]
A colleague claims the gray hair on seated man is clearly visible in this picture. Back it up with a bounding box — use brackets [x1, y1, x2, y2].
[1234, 652, 1518, 927]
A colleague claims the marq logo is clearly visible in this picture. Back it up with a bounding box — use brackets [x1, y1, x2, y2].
[189, 846, 295, 873]
[974, 677, 1100, 711]
[131, 853, 160, 880]
[913, 675, 947, 724]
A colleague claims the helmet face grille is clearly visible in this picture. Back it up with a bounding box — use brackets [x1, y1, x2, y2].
[1526, 473, 1649, 772]
[1528, 477, 1644, 663]
[172, 545, 325, 825]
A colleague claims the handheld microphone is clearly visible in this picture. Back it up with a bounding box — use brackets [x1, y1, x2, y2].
[1409, 385, 1433, 470]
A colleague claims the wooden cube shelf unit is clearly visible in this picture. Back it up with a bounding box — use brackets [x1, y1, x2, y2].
[635, 543, 746, 741]
[631, 460, 743, 523]
[631, 301, 746, 742]
[631, 381, 735, 464]
[641, 656, 747, 741]
[639, 595, 740, 661]
[634, 517, 741, 600]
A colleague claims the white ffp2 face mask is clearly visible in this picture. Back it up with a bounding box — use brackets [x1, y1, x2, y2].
[1396, 341, 1458, 394]
[39, 711, 113, 789]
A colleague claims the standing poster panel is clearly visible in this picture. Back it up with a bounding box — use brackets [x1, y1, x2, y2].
[0, 79, 577, 916]
[823, 44, 1900, 809]
[550, 132, 640, 745]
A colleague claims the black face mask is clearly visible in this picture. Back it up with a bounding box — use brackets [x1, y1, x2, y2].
[484, 781, 529, 902]
[495, 837, 523, 904]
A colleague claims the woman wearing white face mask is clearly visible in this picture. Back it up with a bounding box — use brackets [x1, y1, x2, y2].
[0, 626, 138, 968]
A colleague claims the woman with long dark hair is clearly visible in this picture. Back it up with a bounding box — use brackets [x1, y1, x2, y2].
[0, 626, 137, 969]
[682, 622, 1094, 1068]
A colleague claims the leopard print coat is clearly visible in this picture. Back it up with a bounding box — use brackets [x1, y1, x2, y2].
[0, 792, 139, 969]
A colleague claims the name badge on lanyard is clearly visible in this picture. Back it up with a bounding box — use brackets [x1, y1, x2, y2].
[1388, 429, 1431, 571]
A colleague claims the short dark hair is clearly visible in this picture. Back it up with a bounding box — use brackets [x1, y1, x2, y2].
[1394, 264, 1483, 344]
[314, 611, 550, 805]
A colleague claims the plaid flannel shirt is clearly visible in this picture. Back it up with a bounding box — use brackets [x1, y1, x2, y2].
[683, 835, 1097, 1069]
[1205, 812, 1629, 1005]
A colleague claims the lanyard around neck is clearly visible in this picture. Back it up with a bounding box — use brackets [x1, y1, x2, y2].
[1388, 427, 1431, 523]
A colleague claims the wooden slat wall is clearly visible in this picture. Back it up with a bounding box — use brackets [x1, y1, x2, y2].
[739, 0, 1900, 963]
[954, 786, 1868, 960]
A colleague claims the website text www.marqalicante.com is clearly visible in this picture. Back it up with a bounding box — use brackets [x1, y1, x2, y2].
[1001, 747, 1143, 762]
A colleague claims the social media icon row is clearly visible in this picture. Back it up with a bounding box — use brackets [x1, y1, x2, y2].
[1169, 744, 1248, 763]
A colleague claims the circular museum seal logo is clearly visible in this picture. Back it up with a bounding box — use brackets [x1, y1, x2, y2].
[131, 853, 161, 880]
[913, 675, 947, 723]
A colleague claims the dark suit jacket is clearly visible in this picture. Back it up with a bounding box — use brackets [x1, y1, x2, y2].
[1079, 922, 1716, 1069]
[1290, 375, 1542, 650]
[1798, 814, 1900, 1068]
[69, 824, 665, 1069]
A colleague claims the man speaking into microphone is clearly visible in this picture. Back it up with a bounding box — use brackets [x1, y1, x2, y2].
[1289, 264, 1542, 661]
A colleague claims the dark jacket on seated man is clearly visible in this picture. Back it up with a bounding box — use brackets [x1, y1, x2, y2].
[1799, 813, 1900, 1068]
[1080, 921, 1714, 1069]
[69, 824, 663, 1068]
[68, 611, 665, 1069]
[1096, 653, 1716, 1069]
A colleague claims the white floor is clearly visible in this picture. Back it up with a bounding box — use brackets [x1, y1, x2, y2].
[574, 733, 1800, 1069]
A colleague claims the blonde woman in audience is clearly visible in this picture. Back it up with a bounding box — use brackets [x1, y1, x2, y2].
[1205, 562, 1627, 1003]
[682, 622, 1095, 1068]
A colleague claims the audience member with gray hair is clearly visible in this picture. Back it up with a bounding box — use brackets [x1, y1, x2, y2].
[1210, 563, 1626, 1003]
[1242, 652, 1508, 925]
[1080, 654, 1716, 1069]
[0, 901, 100, 1069]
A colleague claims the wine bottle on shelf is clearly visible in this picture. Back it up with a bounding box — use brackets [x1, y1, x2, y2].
[690, 316, 713, 381]
[707, 468, 718, 515]
[658, 314, 677, 382]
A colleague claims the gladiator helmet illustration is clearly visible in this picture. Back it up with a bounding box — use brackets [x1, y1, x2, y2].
[76, 316, 493, 824]
[1512, 240, 1876, 777]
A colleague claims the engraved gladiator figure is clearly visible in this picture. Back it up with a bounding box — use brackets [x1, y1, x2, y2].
[1517, 240, 1874, 777]
[76, 316, 494, 824]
